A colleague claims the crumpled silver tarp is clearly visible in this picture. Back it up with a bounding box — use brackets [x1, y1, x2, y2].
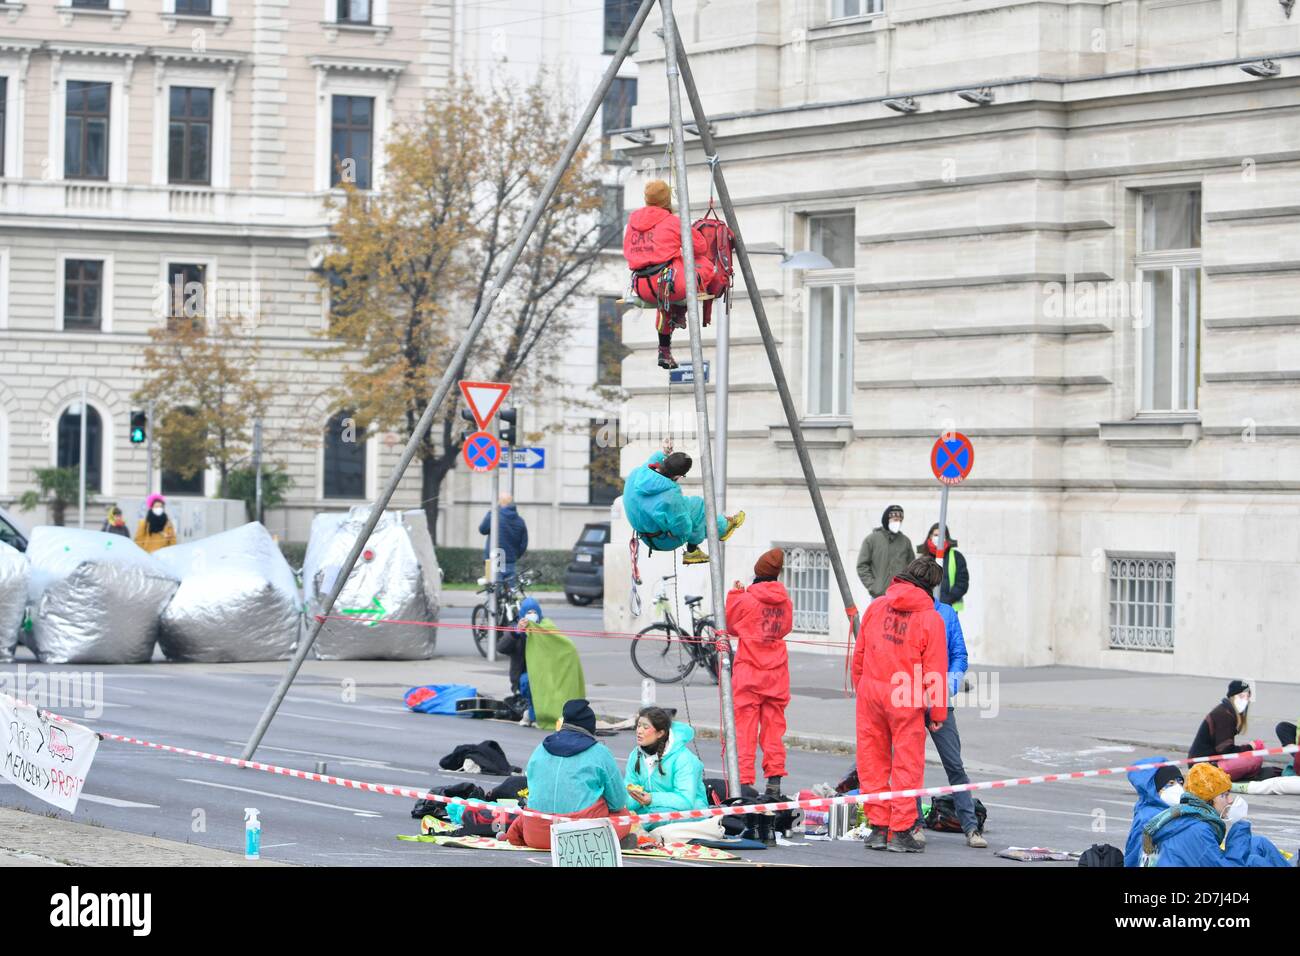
[0, 542, 28, 662]
[153, 522, 301, 663]
[302, 507, 441, 660]
[27, 527, 179, 664]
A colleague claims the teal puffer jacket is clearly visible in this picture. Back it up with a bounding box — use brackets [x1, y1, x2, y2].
[623, 722, 709, 830]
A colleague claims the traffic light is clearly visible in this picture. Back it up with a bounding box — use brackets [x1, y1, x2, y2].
[130, 409, 147, 444]
[459, 407, 476, 443]
[498, 407, 518, 446]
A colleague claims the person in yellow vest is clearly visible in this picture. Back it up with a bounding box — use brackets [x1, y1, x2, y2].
[134, 494, 177, 553]
[918, 523, 969, 611]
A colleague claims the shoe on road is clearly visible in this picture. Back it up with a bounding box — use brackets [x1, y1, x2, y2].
[965, 830, 988, 849]
[886, 827, 926, 853]
[682, 548, 710, 565]
[864, 828, 888, 851]
[720, 511, 746, 542]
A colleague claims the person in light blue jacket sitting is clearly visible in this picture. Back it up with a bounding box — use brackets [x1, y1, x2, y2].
[623, 707, 709, 831]
[623, 444, 744, 565]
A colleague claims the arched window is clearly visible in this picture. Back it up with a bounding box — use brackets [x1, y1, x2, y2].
[323, 409, 365, 499]
[56, 403, 103, 493]
[161, 407, 205, 496]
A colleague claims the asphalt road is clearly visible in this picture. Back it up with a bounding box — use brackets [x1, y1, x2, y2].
[3, 604, 1298, 868]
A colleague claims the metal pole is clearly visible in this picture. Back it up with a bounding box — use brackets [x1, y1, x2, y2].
[253, 419, 264, 524]
[672, 22, 861, 645]
[715, 299, 728, 519]
[508, 440, 516, 498]
[662, 0, 741, 797]
[240, 0, 657, 761]
[488, 466, 500, 663]
[934, 484, 950, 605]
[78, 381, 87, 529]
[146, 400, 155, 498]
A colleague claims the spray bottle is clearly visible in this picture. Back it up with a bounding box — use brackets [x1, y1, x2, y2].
[244, 808, 261, 861]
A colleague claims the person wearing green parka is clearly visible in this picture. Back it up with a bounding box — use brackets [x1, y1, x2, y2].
[623, 707, 709, 831]
[857, 504, 915, 600]
[518, 596, 586, 730]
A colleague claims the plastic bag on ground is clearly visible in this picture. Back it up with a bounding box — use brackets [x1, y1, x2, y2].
[0, 542, 28, 662]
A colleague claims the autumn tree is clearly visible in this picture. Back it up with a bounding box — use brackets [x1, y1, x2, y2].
[320, 73, 609, 542]
[134, 314, 272, 496]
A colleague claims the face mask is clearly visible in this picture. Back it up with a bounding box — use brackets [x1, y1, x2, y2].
[1159, 784, 1183, 807]
[523, 610, 540, 624]
[151, 506, 164, 516]
[1233, 695, 1249, 714]
[888, 521, 902, 534]
[930, 534, 941, 548]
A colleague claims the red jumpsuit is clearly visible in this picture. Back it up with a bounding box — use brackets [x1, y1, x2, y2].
[726, 581, 794, 787]
[624, 205, 715, 331]
[851, 579, 948, 833]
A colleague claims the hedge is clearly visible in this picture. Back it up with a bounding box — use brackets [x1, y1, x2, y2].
[276, 542, 572, 588]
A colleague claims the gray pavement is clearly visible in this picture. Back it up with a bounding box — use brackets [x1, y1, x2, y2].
[1, 602, 1297, 867]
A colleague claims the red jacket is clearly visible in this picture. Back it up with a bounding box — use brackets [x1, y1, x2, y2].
[624, 206, 714, 300]
[726, 580, 793, 699]
[851, 579, 948, 722]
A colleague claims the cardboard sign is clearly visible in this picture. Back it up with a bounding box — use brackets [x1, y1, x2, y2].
[1, 693, 99, 812]
[550, 818, 623, 868]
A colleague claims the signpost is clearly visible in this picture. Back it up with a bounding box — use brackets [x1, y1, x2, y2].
[668, 361, 710, 386]
[459, 379, 511, 663]
[462, 432, 502, 473]
[506, 447, 545, 469]
[929, 432, 975, 604]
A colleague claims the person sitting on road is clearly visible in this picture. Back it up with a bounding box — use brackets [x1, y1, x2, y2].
[1140, 763, 1288, 867]
[623, 707, 712, 837]
[505, 699, 634, 850]
[623, 442, 744, 566]
[1124, 759, 1185, 866]
[514, 596, 586, 731]
[1188, 679, 1274, 782]
[1232, 720, 1300, 796]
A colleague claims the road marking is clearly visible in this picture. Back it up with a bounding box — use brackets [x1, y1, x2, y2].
[222, 741, 430, 777]
[279, 711, 412, 733]
[78, 794, 161, 809]
[178, 778, 383, 817]
[262, 843, 298, 849]
[978, 800, 1101, 819]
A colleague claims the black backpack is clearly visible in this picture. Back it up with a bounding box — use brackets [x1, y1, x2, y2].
[410, 782, 486, 820]
[924, 795, 989, 833]
[1078, 843, 1125, 867]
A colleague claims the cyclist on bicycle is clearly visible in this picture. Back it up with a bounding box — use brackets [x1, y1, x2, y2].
[478, 493, 528, 587]
[624, 441, 744, 565]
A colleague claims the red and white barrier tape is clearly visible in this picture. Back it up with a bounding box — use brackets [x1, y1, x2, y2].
[14, 691, 1295, 827]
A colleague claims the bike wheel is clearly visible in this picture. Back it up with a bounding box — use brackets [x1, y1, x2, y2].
[694, 618, 722, 685]
[631, 623, 696, 684]
[470, 604, 490, 658]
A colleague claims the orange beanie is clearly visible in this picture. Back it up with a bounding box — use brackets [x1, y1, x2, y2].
[644, 179, 671, 210]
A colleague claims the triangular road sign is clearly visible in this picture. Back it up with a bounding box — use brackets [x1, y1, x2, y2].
[458, 380, 511, 431]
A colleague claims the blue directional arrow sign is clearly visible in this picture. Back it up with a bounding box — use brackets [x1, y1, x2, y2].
[507, 447, 545, 470]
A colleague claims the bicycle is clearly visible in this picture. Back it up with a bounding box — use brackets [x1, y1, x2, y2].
[471, 569, 536, 658]
[630, 575, 722, 685]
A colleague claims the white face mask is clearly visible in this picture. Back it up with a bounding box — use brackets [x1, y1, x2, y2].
[888, 520, 902, 534]
[1159, 784, 1183, 807]
[523, 610, 540, 624]
[151, 505, 164, 516]
[1232, 694, 1249, 714]
[930, 534, 941, 547]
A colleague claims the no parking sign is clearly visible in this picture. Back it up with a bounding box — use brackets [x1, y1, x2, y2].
[931, 433, 974, 486]
[462, 431, 501, 473]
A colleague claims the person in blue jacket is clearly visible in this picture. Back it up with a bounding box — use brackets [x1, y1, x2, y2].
[910, 600, 986, 849]
[1124, 758, 1185, 866]
[478, 493, 528, 586]
[1141, 762, 1289, 867]
[623, 707, 709, 831]
[623, 444, 744, 565]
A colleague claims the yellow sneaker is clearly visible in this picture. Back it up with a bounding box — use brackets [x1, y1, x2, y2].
[720, 511, 746, 542]
[682, 548, 710, 565]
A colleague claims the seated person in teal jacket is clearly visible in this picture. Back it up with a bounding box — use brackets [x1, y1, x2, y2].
[623, 442, 744, 565]
[624, 707, 710, 831]
[506, 699, 634, 850]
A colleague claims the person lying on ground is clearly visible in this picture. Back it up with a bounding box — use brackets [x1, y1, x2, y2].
[1188, 679, 1275, 782]
[623, 707, 711, 834]
[505, 699, 634, 850]
[516, 596, 586, 731]
[1124, 758, 1185, 867]
[623, 443, 744, 565]
[1140, 763, 1288, 867]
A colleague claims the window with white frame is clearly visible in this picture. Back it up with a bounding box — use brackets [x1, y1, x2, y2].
[830, 0, 883, 20]
[804, 212, 855, 417]
[1136, 189, 1201, 412]
[53, 58, 131, 183]
[168, 86, 212, 185]
[782, 547, 831, 634]
[331, 94, 373, 189]
[63, 258, 106, 331]
[336, 0, 370, 24]
[56, 402, 104, 493]
[65, 80, 110, 180]
[1107, 554, 1175, 652]
[312, 62, 397, 192]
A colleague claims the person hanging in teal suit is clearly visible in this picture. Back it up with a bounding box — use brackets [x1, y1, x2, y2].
[623, 441, 744, 566]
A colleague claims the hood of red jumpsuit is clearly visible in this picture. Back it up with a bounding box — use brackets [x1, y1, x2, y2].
[745, 580, 790, 605]
[627, 205, 674, 231]
[883, 578, 934, 612]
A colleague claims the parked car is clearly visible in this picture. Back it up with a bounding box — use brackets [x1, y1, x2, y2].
[563, 522, 610, 606]
[0, 507, 28, 552]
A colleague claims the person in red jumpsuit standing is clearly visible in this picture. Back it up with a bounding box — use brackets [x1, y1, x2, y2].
[726, 549, 795, 795]
[852, 556, 948, 853]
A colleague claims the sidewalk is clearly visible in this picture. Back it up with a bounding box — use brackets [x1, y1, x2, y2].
[438, 589, 569, 608]
[0, 807, 291, 867]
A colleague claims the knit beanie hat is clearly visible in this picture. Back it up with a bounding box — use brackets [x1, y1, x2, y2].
[1186, 762, 1231, 802]
[1227, 679, 1250, 698]
[561, 699, 597, 735]
[1154, 765, 1184, 791]
[644, 179, 671, 209]
[753, 548, 784, 579]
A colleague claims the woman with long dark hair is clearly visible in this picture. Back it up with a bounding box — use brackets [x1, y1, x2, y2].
[623, 706, 710, 833]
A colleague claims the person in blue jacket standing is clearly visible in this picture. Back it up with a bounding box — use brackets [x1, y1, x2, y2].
[1141, 763, 1290, 866]
[910, 600, 986, 849]
[623, 443, 744, 565]
[479, 493, 528, 586]
[623, 707, 709, 831]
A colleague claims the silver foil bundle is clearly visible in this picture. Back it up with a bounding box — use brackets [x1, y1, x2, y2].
[302, 507, 442, 660]
[154, 522, 302, 663]
[26, 527, 179, 664]
[0, 542, 27, 662]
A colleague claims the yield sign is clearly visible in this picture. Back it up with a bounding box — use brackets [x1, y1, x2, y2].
[931, 432, 975, 485]
[459, 380, 511, 430]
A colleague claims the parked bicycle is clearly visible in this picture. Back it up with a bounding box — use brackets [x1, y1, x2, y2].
[471, 569, 536, 658]
[630, 575, 721, 684]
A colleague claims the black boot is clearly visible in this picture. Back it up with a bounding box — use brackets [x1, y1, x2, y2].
[765, 776, 783, 797]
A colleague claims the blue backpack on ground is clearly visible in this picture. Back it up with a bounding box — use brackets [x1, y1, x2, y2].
[404, 684, 478, 715]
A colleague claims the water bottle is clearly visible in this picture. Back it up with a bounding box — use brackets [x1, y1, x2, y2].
[244, 808, 261, 860]
[640, 678, 656, 708]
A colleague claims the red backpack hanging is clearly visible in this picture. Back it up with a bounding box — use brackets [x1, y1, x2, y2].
[692, 205, 735, 304]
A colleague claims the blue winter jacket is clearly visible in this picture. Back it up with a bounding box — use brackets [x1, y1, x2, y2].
[1124, 757, 1173, 867]
[1141, 795, 1257, 867]
[623, 722, 709, 831]
[935, 600, 968, 697]
[479, 504, 528, 563]
[524, 732, 627, 816]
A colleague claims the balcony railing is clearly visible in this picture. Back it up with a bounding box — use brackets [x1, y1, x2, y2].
[0, 178, 329, 225]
